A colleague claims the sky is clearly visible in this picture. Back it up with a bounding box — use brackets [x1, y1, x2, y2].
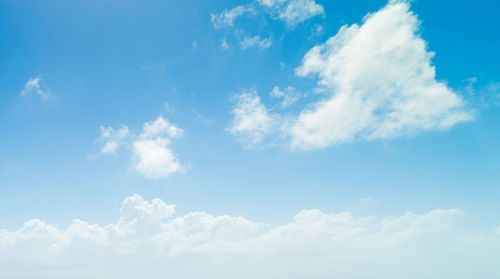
[1, 0, 500, 278]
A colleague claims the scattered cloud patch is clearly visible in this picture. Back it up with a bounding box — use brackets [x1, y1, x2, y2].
[258, 0, 325, 27]
[228, 91, 280, 147]
[211, 5, 254, 29]
[270, 86, 300, 107]
[133, 116, 184, 179]
[97, 125, 130, 155]
[240, 36, 273, 50]
[93, 115, 184, 180]
[20, 76, 48, 100]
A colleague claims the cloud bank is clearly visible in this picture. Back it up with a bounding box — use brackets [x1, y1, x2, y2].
[1, 194, 499, 279]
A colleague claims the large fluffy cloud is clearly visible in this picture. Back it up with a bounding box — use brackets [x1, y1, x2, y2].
[1, 194, 499, 278]
[229, 1, 474, 150]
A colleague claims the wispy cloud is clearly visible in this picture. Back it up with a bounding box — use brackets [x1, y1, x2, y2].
[20, 76, 48, 100]
[211, 5, 254, 29]
[270, 86, 301, 107]
[240, 36, 273, 50]
[257, 0, 325, 27]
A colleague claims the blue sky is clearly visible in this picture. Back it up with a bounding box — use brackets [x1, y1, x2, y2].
[1, 0, 499, 278]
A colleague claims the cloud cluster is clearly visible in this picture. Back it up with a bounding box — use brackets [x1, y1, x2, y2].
[229, 1, 473, 150]
[3, 194, 498, 279]
[20, 76, 48, 100]
[95, 116, 184, 179]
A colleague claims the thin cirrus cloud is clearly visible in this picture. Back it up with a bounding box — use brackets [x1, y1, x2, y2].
[95, 115, 184, 179]
[257, 0, 324, 27]
[20, 76, 48, 100]
[211, 5, 255, 30]
[97, 125, 130, 155]
[270, 86, 301, 107]
[229, 0, 474, 150]
[1, 194, 498, 278]
[240, 36, 273, 50]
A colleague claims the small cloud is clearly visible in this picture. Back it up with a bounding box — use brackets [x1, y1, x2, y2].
[357, 198, 379, 207]
[228, 91, 281, 147]
[240, 36, 272, 50]
[211, 5, 254, 29]
[221, 39, 230, 50]
[257, 0, 325, 27]
[96, 125, 130, 155]
[192, 108, 215, 126]
[192, 41, 197, 48]
[164, 102, 174, 113]
[270, 86, 300, 107]
[133, 116, 185, 179]
[20, 76, 48, 100]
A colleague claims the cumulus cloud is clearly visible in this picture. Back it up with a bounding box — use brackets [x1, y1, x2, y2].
[229, 1, 473, 150]
[258, 0, 325, 26]
[133, 116, 184, 179]
[228, 91, 280, 147]
[270, 86, 301, 107]
[290, 1, 473, 149]
[2, 194, 499, 278]
[97, 125, 130, 155]
[211, 5, 254, 29]
[20, 76, 48, 100]
[240, 36, 273, 50]
[93, 115, 184, 179]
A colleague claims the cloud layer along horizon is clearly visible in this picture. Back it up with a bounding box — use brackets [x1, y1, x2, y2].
[1, 194, 499, 279]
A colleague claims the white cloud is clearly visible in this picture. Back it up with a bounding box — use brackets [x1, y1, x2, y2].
[2, 194, 499, 278]
[228, 91, 280, 147]
[211, 5, 254, 29]
[257, 0, 324, 26]
[133, 116, 184, 179]
[240, 36, 273, 50]
[270, 86, 300, 107]
[97, 125, 130, 155]
[230, 1, 474, 150]
[94, 115, 184, 179]
[221, 39, 230, 50]
[20, 76, 48, 100]
[290, 1, 474, 149]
